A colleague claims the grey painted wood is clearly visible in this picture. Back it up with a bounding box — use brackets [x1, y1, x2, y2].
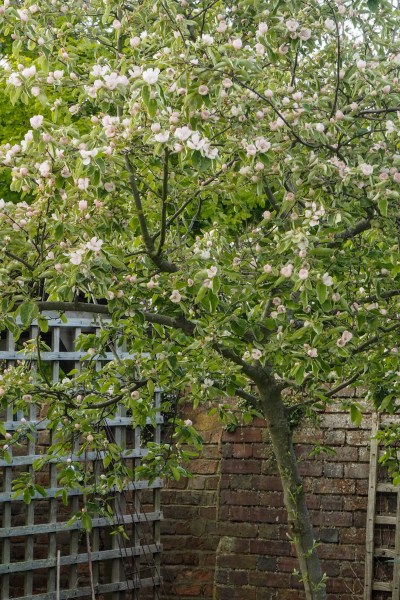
[10, 576, 162, 600]
[0, 312, 163, 599]
[0, 478, 162, 502]
[0, 544, 162, 574]
[0, 510, 163, 538]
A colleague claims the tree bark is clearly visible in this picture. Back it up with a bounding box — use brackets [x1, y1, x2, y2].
[257, 383, 327, 600]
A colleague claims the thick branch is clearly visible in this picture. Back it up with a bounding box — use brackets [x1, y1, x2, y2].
[327, 218, 371, 246]
[4, 250, 34, 271]
[125, 155, 178, 273]
[325, 369, 363, 398]
[356, 106, 400, 116]
[157, 148, 169, 256]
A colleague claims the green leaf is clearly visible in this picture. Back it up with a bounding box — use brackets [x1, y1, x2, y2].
[350, 405, 362, 427]
[316, 282, 327, 305]
[142, 85, 150, 108]
[378, 197, 388, 217]
[54, 222, 64, 241]
[37, 315, 49, 333]
[19, 302, 39, 327]
[81, 511, 92, 532]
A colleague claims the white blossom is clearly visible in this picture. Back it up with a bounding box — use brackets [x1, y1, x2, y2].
[142, 67, 160, 84]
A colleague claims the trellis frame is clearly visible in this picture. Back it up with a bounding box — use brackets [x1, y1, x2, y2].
[0, 310, 163, 600]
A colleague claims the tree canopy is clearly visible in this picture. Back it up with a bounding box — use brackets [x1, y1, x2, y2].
[0, 0, 400, 597]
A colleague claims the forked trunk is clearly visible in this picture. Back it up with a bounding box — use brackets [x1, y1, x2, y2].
[257, 384, 327, 600]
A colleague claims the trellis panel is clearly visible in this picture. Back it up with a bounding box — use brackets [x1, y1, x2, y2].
[0, 311, 162, 599]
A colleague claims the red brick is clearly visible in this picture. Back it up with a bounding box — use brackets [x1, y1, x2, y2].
[231, 444, 253, 458]
[249, 539, 291, 556]
[298, 462, 323, 477]
[313, 479, 356, 495]
[344, 462, 370, 479]
[346, 430, 371, 446]
[223, 428, 263, 443]
[192, 459, 219, 474]
[217, 554, 257, 570]
[323, 429, 346, 445]
[221, 459, 261, 474]
[255, 476, 282, 491]
[221, 490, 260, 506]
[249, 571, 289, 587]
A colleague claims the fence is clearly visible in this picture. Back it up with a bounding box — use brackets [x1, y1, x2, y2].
[0, 310, 162, 600]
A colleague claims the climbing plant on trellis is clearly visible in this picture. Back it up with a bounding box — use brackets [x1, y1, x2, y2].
[0, 310, 163, 600]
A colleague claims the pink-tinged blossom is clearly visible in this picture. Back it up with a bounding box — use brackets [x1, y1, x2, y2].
[216, 20, 227, 33]
[298, 268, 309, 280]
[22, 65, 36, 78]
[207, 266, 218, 278]
[69, 250, 84, 265]
[154, 131, 170, 143]
[130, 36, 140, 48]
[184, 419, 193, 427]
[357, 59, 367, 70]
[201, 34, 214, 45]
[78, 200, 88, 212]
[174, 126, 192, 141]
[315, 123, 325, 133]
[170, 290, 182, 303]
[285, 19, 299, 32]
[307, 348, 318, 357]
[322, 272, 333, 286]
[263, 210, 272, 220]
[38, 161, 51, 177]
[142, 68, 160, 84]
[203, 278, 212, 289]
[255, 137, 271, 152]
[360, 163, 374, 176]
[30, 115, 44, 129]
[246, 144, 257, 157]
[232, 38, 243, 50]
[80, 148, 98, 165]
[86, 237, 103, 252]
[77, 177, 90, 191]
[255, 43, 265, 56]
[252, 348, 262, 360]
[324, 18, 336, 31]
[31, 86, 40, 97]
[280, 264, 293, 278]
[258, 22, 269, 35]
[198, 84, 209, 95]
[299, 28, 311, 41]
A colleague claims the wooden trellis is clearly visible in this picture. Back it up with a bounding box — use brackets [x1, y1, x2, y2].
[365, 413, 400, 600]
[0, 310, 163, 600]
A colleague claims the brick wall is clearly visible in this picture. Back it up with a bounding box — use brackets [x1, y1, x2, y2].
[160, 399, 372, 600]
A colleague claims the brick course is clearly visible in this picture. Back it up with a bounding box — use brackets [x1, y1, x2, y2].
[160, 404, 371, 599]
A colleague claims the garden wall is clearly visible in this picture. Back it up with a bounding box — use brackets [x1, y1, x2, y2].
[160, 391, 372, 600]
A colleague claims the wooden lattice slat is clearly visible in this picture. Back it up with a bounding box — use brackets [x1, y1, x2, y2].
[0, 311, 163, 600]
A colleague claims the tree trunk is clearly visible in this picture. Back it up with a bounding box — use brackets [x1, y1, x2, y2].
[257, 383, 327, 600]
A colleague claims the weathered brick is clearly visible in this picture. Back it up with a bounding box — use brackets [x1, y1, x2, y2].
[318, 528, 339, 543]
[323, 429, 346, 445]
[221, 459, 261, 475]
[298, 462, 323, 477]
[323, 463, 344, 478]
[313, 478, 356, 495]
[344, 462, 370, 479]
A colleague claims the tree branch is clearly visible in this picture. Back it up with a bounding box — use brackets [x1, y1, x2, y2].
[4, 250, 34, 271]
[325, 369, 363, 398]
[327, 218, 371, 246]
[125, 155, 178, 273]
[157, 148, 169, 256]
